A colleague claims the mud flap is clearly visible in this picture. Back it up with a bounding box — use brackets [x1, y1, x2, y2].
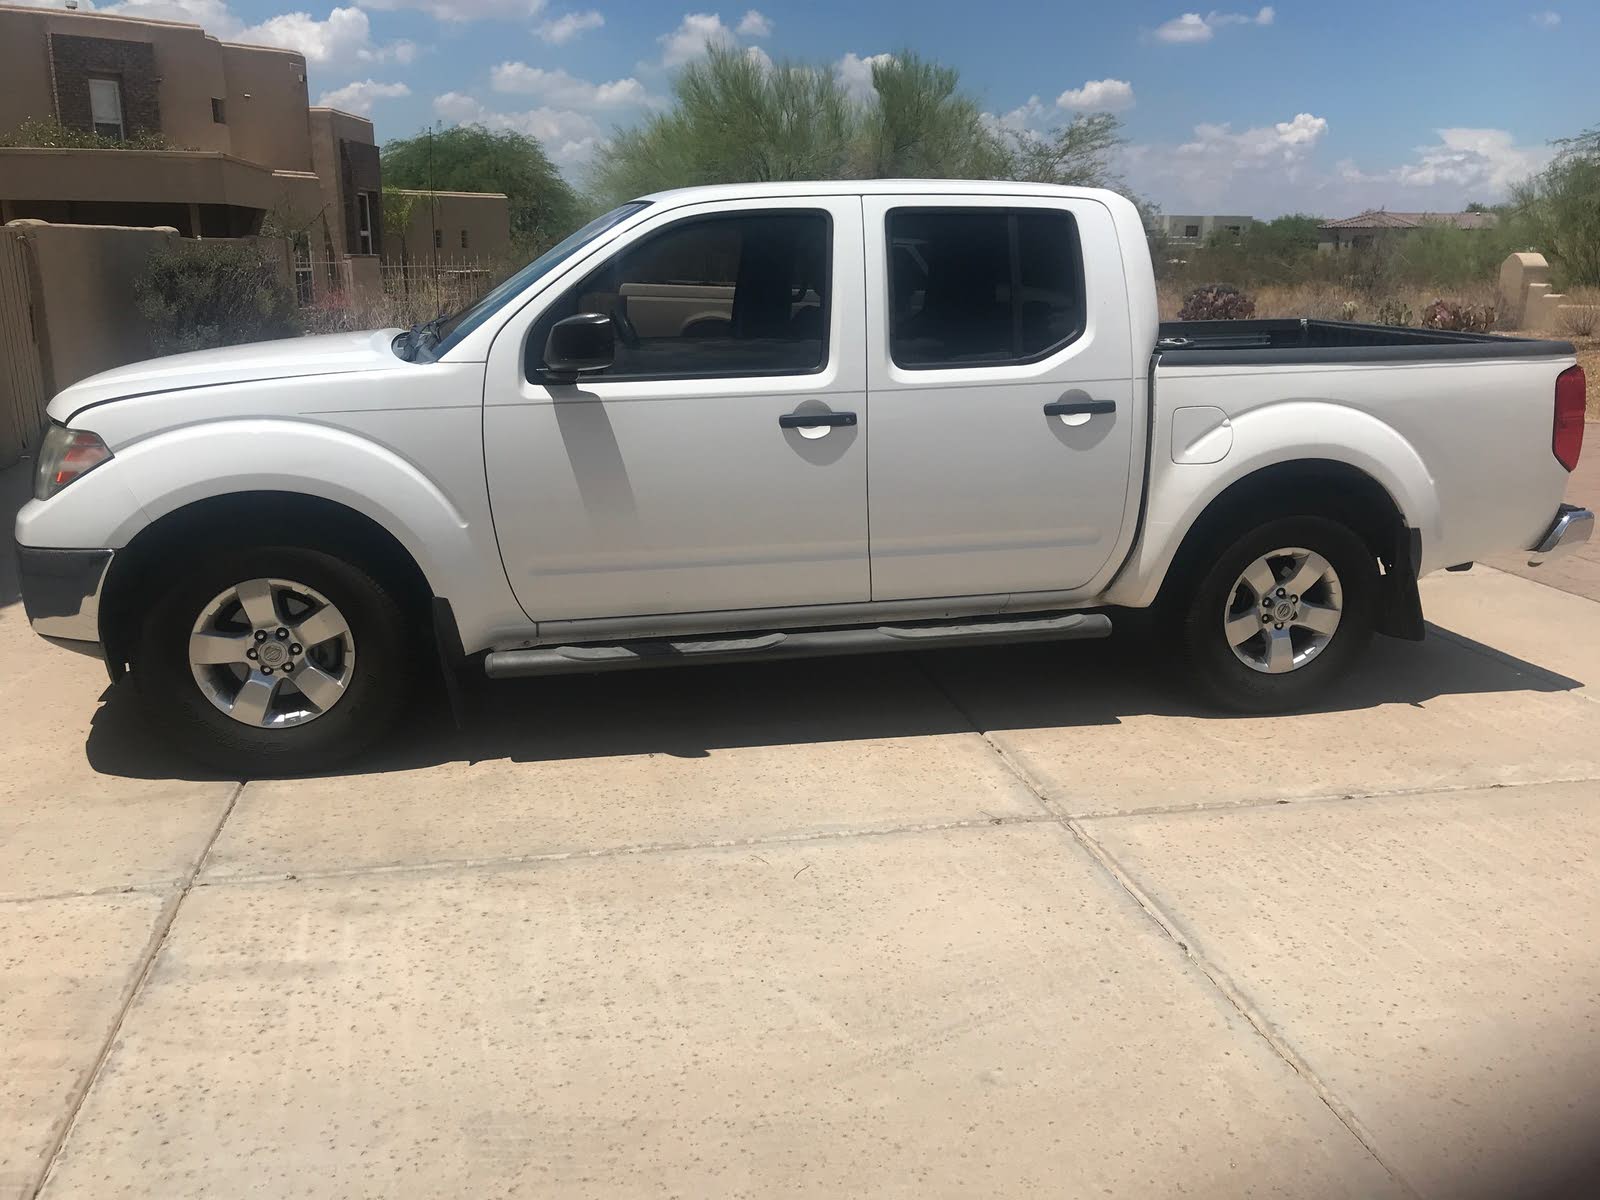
[1376, 525, 1425, 641]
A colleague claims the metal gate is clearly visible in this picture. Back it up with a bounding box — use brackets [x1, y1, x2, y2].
[0, 231, 48, 468]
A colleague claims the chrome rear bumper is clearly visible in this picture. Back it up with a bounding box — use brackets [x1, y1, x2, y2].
[1528, 504, 1594, 564]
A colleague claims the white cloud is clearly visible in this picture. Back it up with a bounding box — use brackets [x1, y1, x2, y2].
[1153, 6, 1274, 43]
[316, 79, 410, 114]
[361, 0, 543, 21]
[834, 50, 892, 103]
[432, 92, 603, 166]
[658, 12, 738, 66]
[1123, 111, 1326, 209]
[1531, 10, 1561, 28]
[736, 8, 771, 36]
[490, 62, 651, 107]
[236, 7, 416, 66]
[46, 0, 415, 66]
[1056, 78, 1135, 112]
[1393, 128, 1547, 192]
[744, 44, 773, 72]
[1175, 111, 1326, 165]
[537, 9, 602, 42]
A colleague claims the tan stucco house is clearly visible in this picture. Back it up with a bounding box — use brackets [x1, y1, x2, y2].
[1317, 209, 1498, 253]
[0, 3, 510, 281]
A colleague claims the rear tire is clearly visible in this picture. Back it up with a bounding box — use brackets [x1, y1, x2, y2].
[1179, 515, 1378, 713]
[131, 544, 418, 775]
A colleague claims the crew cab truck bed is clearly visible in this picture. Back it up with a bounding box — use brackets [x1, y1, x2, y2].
[15, 180, 1593, 773]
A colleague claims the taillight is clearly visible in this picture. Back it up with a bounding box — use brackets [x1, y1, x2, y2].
[1554, 366, 1586, 472]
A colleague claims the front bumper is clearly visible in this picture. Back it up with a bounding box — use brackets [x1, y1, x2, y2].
[15, 543, 114, 651]
[1528, 504, 1595, 564]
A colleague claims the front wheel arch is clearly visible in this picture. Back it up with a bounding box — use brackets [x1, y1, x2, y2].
[101, 492, 435, 680]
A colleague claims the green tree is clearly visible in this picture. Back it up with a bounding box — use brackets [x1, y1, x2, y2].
[590, 45, 1127, 207]
[380, 186, 420, 263]
[382, 125, 581, 256]
[1511, 126, 1600, 287]
[855, 51, 1007, 178]
[591, 47, 856, 201]
[998, 112, 1123, 188]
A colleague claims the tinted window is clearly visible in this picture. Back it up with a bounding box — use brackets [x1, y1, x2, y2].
[530, 211, 830, 381]
[887, 208, 1082, 369]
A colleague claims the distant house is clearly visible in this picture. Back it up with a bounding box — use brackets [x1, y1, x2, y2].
[1317, 210, 1497, 253]
[1149, 214, 1255, 246]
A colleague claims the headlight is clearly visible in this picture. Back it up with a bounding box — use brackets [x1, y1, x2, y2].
[34, 423, 113, 501]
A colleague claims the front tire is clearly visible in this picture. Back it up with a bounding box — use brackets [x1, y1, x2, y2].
[131, 545, 418, 774]
[1180, 515, 1378, 714]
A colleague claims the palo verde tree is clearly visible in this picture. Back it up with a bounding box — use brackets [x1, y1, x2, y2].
[590, 45, 1130, 205]
[382, 124, 583, 256]
[1511, 125, 1600, 288]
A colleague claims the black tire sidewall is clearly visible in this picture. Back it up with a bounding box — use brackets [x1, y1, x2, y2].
[133, 546, 416, 774]
[1181, 515, 1378, 713]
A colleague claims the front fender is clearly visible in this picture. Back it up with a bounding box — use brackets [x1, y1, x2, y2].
[1104, 399, 1436, 608]
[15, 417, 526, 652]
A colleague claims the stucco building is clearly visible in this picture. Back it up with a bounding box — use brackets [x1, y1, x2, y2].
[1149, 214, 1255, 246]
[0, 3, 510, 277]
[1317, 210, 1498, 253]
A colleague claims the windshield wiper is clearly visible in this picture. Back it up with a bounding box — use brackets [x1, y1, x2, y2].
[398, 312, 452, 362]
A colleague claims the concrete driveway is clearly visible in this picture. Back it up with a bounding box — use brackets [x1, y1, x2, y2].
[5, 463, 1599, 1198]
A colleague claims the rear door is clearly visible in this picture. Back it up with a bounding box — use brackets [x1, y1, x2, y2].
[862, 194, 1137, 600]
[482, 196, 868, 622]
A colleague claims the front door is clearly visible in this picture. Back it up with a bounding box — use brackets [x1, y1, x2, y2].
[862, 195, 1137, 601]
[483, 197, 867, 622]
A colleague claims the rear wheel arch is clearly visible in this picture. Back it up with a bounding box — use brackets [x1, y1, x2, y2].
[1155, 458, 1411, 611]
[101, 491, 435, 677]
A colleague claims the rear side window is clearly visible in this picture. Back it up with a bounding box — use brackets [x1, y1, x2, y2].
[529, 210, 831, 381]
[887, 208, 1084, 369]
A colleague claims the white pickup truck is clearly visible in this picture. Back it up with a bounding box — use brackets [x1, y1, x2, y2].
[15, 181, 1593, 772]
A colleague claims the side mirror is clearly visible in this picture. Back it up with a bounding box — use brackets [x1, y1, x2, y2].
[543, 313, 615, 380]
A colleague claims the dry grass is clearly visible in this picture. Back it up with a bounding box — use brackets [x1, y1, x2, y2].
[1156, 280, 1501, 324]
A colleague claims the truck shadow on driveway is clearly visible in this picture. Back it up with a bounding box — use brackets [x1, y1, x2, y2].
[83, 621, 1583, 782]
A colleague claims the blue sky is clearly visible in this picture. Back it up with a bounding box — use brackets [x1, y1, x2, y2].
[47, 0, 1600, 216]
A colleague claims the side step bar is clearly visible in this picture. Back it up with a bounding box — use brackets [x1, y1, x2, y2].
[484, 611, 1113, 679]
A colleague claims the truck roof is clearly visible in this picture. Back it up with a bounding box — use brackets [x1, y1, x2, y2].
[635, 179, 1123, 206]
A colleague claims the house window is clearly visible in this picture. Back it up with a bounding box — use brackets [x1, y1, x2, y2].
[211, 98, 226, 124]
[1225, 225, 1241, 235]
[88, 78, 125, 140]
[1183, 224, 1200, 238]
[433, 229, 442, 250]
[355, 192, 374, 255]
[460, 229, 469, 250]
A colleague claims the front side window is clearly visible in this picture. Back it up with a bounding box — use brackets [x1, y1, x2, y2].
[887, 207, 1083, 369]
[88, 78, 124, 140]
[1184, 224, 1200, 238]
[529, 210, 830, 381]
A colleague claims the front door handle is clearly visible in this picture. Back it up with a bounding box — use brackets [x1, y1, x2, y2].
[1043, 399, 1116, 417]
[779, 411, 857, 429]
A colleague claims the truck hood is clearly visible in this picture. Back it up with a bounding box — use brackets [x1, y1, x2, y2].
[51, 329, 408, 422]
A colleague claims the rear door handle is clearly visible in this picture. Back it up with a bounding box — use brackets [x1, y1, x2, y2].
[779, 411, 857, 429]
[1043, 399, 1116, 417]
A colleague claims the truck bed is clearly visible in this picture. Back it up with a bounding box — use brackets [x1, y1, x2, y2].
[1156, 318, 1573, 366]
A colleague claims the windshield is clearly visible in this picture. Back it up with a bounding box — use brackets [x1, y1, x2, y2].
[422, 201, 649, 359]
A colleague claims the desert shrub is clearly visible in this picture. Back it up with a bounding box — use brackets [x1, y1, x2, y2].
[0, 115, 173, 150]
[1373, 299, 1414, 327]
[1559, 306, 1600, 337]
[135, 242, 300, 354]
[1177, 283, 1256, 321]
[1420, 298, 1496, 333]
